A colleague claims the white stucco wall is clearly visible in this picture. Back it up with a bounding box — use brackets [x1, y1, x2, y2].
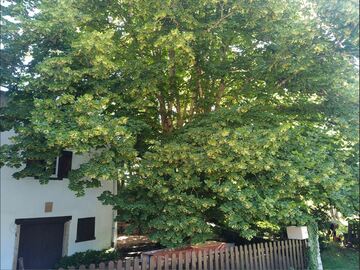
[0, 130, 115, 270]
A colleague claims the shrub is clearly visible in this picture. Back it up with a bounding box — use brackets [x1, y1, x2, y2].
[55, 248, 123, 268]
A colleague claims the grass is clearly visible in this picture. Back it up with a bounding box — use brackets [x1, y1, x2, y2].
[321, 242, 359, 270]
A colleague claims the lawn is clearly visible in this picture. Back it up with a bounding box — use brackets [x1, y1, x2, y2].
[321, 242, 359, 270]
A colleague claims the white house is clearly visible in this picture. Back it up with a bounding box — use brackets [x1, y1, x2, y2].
[0, 92, 117, 270]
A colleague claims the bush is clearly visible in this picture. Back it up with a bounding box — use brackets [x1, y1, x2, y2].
[55, 248, 123, 268]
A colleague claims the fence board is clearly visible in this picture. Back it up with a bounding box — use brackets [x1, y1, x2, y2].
[234, 246, 240, 270]
[214, 249, 220, 270]
[149, 257, 155, 270]
[141, 257, 147, 270]
[224, 248, 230, 270]
[117, 260, 124, 270]
[192, 251, 197, 270]
[229, 247, 235, 270]
[209, 249, 214, 270]
[203, 249, 208, 270]
[291, 239, 298, 268]
[219, 249, 225, 270]
[185, 251, 191, 270]
[284, 241, 290, 269]
[164, 254, 169, 270]
[244, 244, 249, 270]
[298, 240, 305, 269]
[178, 252, 184, 270]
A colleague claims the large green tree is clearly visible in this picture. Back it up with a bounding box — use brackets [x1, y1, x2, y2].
[1, 0, 358, 247]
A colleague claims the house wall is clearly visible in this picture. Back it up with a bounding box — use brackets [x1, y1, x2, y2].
[0, 130, 115, 270]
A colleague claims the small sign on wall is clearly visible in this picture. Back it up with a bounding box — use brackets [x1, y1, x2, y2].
[286, 226, 309, 240]
[44, 202, 53, 213]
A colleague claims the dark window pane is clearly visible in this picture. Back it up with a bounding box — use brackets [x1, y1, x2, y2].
[57, 151, 72, 179]
[76, 217, 95, 242]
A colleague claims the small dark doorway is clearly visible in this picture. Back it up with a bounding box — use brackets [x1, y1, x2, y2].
[16, 216, 71, 269]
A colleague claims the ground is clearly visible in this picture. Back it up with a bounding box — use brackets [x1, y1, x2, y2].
[321, 242, 359, 270]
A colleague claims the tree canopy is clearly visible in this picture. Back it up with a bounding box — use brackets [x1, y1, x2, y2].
[1, 0, 359, 247]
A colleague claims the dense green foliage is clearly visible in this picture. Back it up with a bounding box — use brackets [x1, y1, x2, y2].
[1, 0, 359, 247]
[55, 249, 121, 268]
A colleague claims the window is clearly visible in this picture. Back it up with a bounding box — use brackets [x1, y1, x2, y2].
[76, 217, 96, 242]
[26, 150, 72, 180]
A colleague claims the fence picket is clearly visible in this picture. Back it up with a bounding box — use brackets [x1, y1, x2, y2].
[157, 256, 163, 270]
[133, 258, 140, 270]
[209, 249, 214, 270]
[262, 242, 269, 270]
[108, 261, 115, 270]
[192, 251, 197, 270]
[291, 240, 298, 268]
[214, 249, 220, 270]
[178, 252, 184, 270]
[117, 260, 124, 270]
[298, 240, 305, 269]
[244, 244, 249, 270]
[141, 257, 147, 270]
[224, 248, 230, 270]
[219, 249, 225, 270]
[149, 257, 155, 270]
[229, 246, 235, 270]
[284, 241, 290, 269]
[203, 249, 208, 270]
[234, 246, 240, 270]
[171, 253, 177, 270]
[256, 243, 263, 270]
[185, 251, 191, 270]
[164, 254, 169, 270]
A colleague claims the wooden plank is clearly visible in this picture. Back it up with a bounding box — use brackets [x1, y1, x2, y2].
[108, 261, 115, 270]
[224, 248, 230, 270]
[262, 243, 267, 270]
[248, 244, 254, 270]
[262, 242, 270, 270]
[291, 240, 298, 268]
[198, 250, 203, 270]
[209, 249, 214, 270]
[280, 241, 287, 270]
[287, 239, 294, 268]
[178, 252, 184, 270]
[149, 257, 156, 270]
[234, 246, 240, 270]
[141, 257, 147, 270]
[203, 249, 208, 270]
[244, 245, 249, 270]
[164, 254, 169, 270]
[99, 262, 106, 270]
[185, 251, 191, 270]
[256, 243, 263, 270]
[134, 257, 140, 270]
[252, 244, 259, 270]
[295, 240, 302, 269]
[239, 245, 244, 270]
[283, 241, 290, 269]
[230, 246, 235, 270]
[172, 253, 177, 270]
[157, 256, 163, 270]
[68, 267, 75, 270]
[214, 249, 220, 270]
[192, 251, 197, 270]
[79, 265, 86, 270]
[298, 240, 305, 269]
[125, 259, 131, 270]
[117, 259, 124, 270]
[267, 242, 274, 270]
[220, 249, 225, 270]
[273, 241, 282, 269]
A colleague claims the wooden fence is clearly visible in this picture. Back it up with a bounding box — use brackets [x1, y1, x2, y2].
[59, 239, 308, 270]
